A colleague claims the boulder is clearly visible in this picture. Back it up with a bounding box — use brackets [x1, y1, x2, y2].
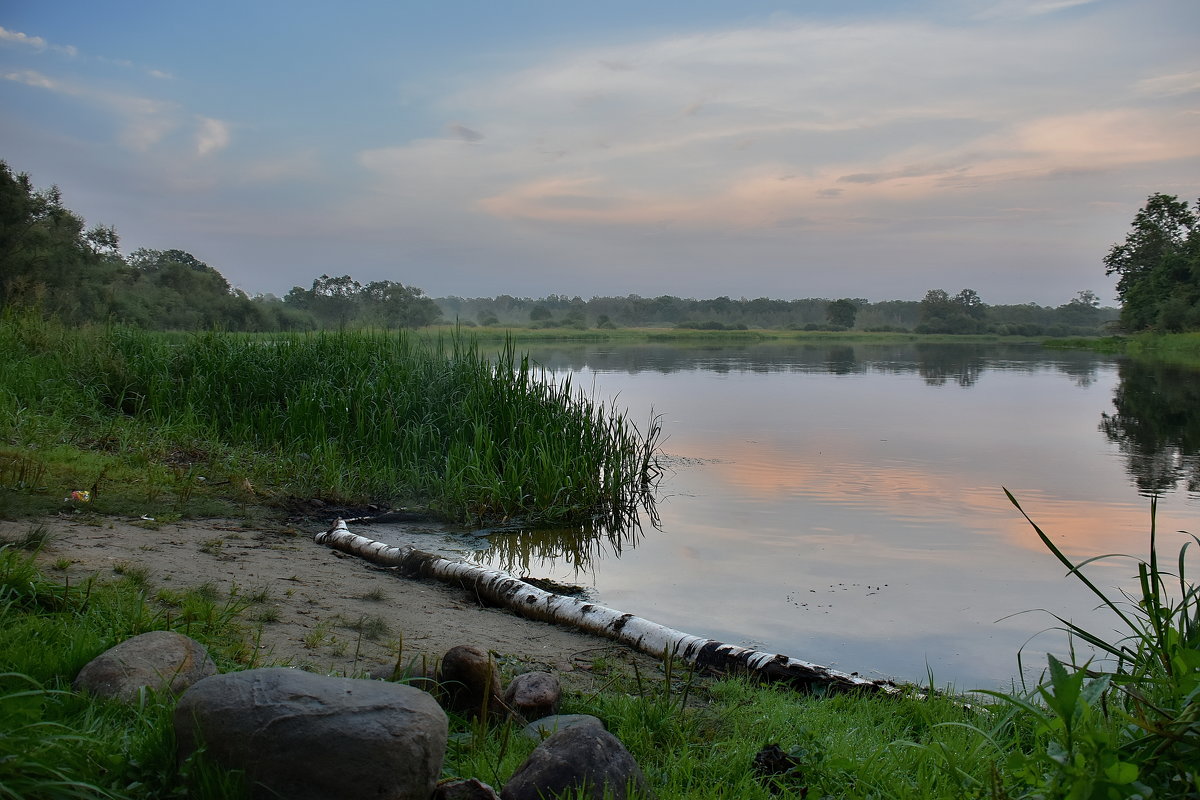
[503, 671, 562, 722]
[439, 645, 503, 718]
[175, 667, 447, 800]
[521, 714, 605, 742]
[501, 724, 648, 800]
[73, 630, 217, 703]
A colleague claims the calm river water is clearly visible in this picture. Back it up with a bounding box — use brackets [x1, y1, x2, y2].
[428, 342, 1200, 688]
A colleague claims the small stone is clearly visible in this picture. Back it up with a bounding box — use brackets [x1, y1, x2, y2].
[504, 671, 562, 722]
[501, 724, 648, 800]
[521, 714, 605, 742]
[440, 645, 503, 718]
[73, 630, 217, 703]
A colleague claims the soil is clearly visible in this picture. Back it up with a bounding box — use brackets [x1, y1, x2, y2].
[5, 512, 660, 685]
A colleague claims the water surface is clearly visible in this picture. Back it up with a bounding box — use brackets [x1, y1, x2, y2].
[424, 342, 1200, 688]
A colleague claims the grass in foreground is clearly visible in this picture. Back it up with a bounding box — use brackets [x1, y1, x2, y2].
[0, 309, 660, 526]
[3, 495, 1196, 798]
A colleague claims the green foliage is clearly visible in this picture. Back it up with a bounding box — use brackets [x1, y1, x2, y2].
[0, 160, 120, 325]
[0, 549, 254, 799]
[283, 274, 440, 329]
[0, 162, 434, 333]
[1105, 193, 1200, 332]
[439, 293, 1118, 336]
[994, 492, 1200, 798]
[916, 288, 990, 334]
[825, 298, 859, 329]
[0, 310, 661, 526]
[0, 673, 130, 800]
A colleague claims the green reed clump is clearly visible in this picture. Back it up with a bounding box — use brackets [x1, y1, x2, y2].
[0, 309, 660, 524]
[111, 327, 660, 524]
[980, 492, 1200, 798]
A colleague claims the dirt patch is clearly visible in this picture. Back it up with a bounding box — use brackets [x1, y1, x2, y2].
[5, 514, 659, 685]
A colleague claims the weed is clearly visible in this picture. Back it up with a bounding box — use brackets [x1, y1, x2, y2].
[112, 562, 150, 587]
[0, 523, 52, 551]
[303, 620, 332, 650]
[991, 491, 1200, 797]
[245, 586, 271, 605]
[0, 673, 128, 799]
[359, 587, 387, 602]
[198, 538, 224, 555]
[347, 614, 391, 641]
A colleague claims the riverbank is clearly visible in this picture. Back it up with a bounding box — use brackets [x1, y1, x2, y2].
[3, 513, 659, 684]
[6, 503, 1197, 799]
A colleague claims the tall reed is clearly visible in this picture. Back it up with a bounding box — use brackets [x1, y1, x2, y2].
[0, 310, 661, 525]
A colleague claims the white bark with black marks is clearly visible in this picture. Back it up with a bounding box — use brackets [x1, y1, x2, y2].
[316, 519, 900, 694]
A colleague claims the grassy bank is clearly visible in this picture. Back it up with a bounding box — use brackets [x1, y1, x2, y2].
[2, 493, 1197, 798]
[426, 323, 1047, 345]
[0, 310, 659, 526]
[1124, 331, 1200, 367]
[1045, 331, 1200, 368]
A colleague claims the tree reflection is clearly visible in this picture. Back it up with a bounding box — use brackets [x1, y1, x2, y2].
[914, 344, 986, 387]
[1100, 359, 1200, 496]
[472, 494, 658, 577]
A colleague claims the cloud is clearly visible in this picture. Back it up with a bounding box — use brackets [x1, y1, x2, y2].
[1137, 70, 1200, 98]
[973, 0, 1099, 19]
[3, 69, 59, 90]
[0, 25, 77, 56]
[195, 116, 231, 156]
[2, 67, 211, 154]
[369, 10, 1190, 239]
[447, 122, 484, 142]
[0, 26, 49, 50]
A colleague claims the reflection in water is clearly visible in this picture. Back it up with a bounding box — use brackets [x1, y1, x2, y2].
[525, 340, 1105, 388]
[1101, 359, 1200, 497]
[458, 341, 1200, 687]
[474, 494, 658, 576]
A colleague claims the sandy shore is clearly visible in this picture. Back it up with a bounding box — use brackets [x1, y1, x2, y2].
[7, 513, 657, 683]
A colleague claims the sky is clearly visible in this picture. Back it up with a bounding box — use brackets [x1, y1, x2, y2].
[2, 1, 1198, 305]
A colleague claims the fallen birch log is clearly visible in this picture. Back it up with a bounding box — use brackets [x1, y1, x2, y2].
[316, 519, 900, 695]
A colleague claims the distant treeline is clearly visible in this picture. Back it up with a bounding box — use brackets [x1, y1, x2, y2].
[438, 290, 1117, 336]
[2, 159, 1118, 335]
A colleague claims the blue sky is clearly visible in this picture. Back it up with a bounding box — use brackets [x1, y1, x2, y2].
[2, 1, 1198, 304]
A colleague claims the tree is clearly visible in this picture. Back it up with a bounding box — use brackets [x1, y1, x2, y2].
[825, 298, 858, 329]
[360, 279, 440, 328]
[916, 288, 987, 334]
[0, 160, 115, 320]
[1068, 289, 1100, 309]
[954, 288, 986, 320]
[1104, 194, 1200, 331]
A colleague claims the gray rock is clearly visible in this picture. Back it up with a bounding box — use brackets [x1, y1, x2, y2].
[501, 724, 648, 800]
[175, 667, 447, 800]
[521, 714, 605, 742]
[73, 630, 217, 703]
[433, 778, 501, 799]
[504, 671, 562, 722]
[439, 645, 503, 718]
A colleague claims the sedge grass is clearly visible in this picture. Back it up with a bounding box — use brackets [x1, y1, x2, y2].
[0, 310, 661, 526]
